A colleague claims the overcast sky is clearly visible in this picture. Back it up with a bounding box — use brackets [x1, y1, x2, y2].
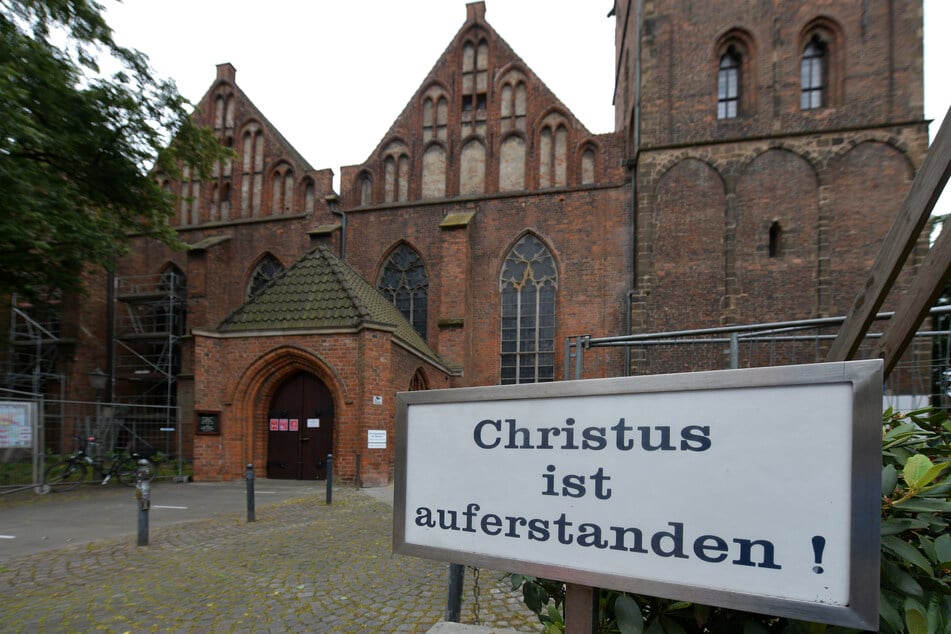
[103, 0, 949, 207]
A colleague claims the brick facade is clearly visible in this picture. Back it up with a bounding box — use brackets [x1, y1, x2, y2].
[28, 1, 928, 482]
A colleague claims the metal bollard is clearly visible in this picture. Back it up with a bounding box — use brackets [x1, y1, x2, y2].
[325, 453, 333, 505]
[355, 452, 361, 489]
[245, 463, 255, 523]
[445, 563, 465, 622]
[135, 458, 151, 547]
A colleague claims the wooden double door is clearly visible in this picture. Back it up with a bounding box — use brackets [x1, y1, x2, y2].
[266, 371, 334, 479]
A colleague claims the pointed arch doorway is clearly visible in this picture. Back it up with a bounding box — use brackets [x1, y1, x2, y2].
[266, 371, 334, 479]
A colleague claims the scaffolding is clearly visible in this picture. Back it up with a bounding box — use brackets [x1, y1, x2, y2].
[113, 268, 185, 419]
[4, 294, 67, 396]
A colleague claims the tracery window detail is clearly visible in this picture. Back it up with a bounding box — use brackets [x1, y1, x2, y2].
[246, 254, 285, 300]
[500, 234, 557, 384]
[378, 245, 428, 339]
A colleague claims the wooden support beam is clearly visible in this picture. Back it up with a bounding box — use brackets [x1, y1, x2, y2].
[826, 105, 951, 363]
[875, 217, 951, 377]
[564, 583, 598, 634]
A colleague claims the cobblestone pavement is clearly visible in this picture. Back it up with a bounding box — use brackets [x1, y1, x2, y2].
[0, 486, 540, 633]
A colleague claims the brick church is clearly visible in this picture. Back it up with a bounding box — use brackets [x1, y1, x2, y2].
[8, 1, 929, 484]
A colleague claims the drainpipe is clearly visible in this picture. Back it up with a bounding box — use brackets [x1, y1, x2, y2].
[325, 194, 346, 260]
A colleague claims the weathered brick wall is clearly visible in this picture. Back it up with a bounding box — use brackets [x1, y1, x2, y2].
[342, 179, 632, 385]
[634, 126, 928, 338]
[614, 0, 924, 152]
[191, 329, 450, 482]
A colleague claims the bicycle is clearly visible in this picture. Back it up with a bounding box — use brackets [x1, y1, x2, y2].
[44, 436, 157, 492]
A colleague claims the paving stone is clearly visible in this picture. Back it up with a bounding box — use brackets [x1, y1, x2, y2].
[0, 486, 540, 632]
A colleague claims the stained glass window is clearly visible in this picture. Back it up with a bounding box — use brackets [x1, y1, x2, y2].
[378, 245, 428, 339]
[500, 234, 557, 384]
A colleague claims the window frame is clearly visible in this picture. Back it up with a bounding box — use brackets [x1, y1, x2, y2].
[378, 244, 429, 339]
[714, 30, 755, 121]
[718, 46, 741, 119]
[499, 234, 557, 385]
[798, 19, 843, 111]
[800, 36, 826, 109]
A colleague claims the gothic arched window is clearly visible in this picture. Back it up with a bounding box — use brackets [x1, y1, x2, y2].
[801, 35, 827, 109]
[500, 234, 557, 384]
[378, 245, 428, 338]
[246, 255, 285, 299]
[718, 47, 741, 119]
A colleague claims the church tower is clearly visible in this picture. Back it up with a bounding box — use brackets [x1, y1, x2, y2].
[612, 0, 929, 356]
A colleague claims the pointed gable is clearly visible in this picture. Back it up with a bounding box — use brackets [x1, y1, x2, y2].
[217, 246, 448, 370]
[339, 1, 602, 207]
[161, 63, 333, 227]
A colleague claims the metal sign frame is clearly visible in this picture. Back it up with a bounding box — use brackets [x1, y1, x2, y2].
[394, 360, 882, 629]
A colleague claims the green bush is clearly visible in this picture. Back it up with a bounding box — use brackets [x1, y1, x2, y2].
[512, 407, 951, 633]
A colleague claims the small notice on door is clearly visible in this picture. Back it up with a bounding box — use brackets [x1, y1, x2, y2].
[367, 430, 387, 449]
[307, 418, 320, 428]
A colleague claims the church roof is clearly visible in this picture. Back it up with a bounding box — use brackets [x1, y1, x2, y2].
[217, 246, 446, 369]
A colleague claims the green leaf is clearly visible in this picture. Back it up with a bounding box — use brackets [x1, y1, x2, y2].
[614, 594, 643, 634]
[882, 463, 899, 496]
[881, 536, 934, 574]
[916, 534, 939, 565]
[935, 533, 951, 567]
[645, 620, 665, 634]
[926, 592, 944, 634]
[882, 560, 924, 596]
[903, 454, 947, 489]
[658, 616, 687, 634]
[893, 498, 951, 513]
[903, 597, 928, 634]
[883, 422, 919, 446]
[881, 517, 930, 535]
[523, 580, 549, 614]
[879, 591, 904, 633]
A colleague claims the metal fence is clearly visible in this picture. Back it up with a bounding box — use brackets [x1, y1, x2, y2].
[0, 389, 183, 493]
[565, 307, 951, 412]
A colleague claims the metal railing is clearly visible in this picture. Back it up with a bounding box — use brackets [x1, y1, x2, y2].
[0, 394, 184, 493]
[565, 306, 951, 411]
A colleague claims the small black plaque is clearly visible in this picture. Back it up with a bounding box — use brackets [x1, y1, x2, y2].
[196, 412, 220, 435]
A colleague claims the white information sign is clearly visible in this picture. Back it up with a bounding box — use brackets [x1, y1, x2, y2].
[368, 429, 387, 449]
[394, 361, 882, 629]
[0, 401, 36, 448]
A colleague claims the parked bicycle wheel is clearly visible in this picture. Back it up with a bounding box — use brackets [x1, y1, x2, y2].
[44, 461, 88, 491]
[116, 458, 155, 486]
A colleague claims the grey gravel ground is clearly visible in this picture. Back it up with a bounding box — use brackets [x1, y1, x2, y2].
[0, 483, 539, 633]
